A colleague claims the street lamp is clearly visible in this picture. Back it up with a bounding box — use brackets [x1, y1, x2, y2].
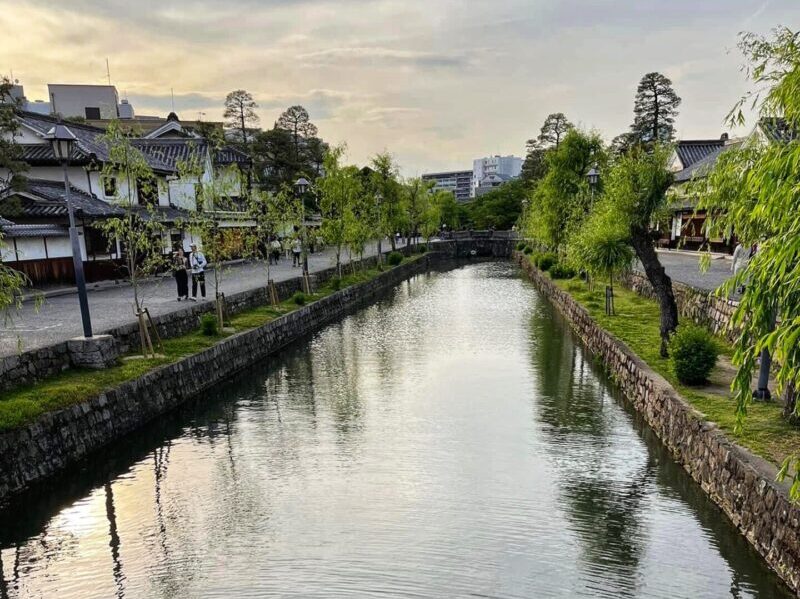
[46, 123, 94, 338]
[586, 164, 600, 202]
[375, 191, 383, 262]
[294, 177, 311, 281]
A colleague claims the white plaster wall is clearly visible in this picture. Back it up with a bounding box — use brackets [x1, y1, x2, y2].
[46, 237, 73, 259]
[13, 237, 47, 260]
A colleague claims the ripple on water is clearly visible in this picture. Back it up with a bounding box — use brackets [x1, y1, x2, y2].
[0, 262, 792, 599]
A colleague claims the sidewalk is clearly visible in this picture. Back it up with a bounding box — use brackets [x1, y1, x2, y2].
[1, 240, 401, 357]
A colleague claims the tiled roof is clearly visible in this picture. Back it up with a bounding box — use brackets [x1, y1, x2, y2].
[0, 178, 124, 219]
[134, 139, 251, 169]
[16, 111, 174, 173]
[2, 223, 69, 238]
[131, 204, 191, 223]
[215, 146, 251, 165]
[675, 140, 725, 169]
[759, 117, 799, 143]
[673, 141, 741, 183]
[0, 216, 13, 227]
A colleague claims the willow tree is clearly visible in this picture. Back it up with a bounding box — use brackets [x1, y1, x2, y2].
[403, 177, 431, 252]
[693, 27, 800, 497]
[97, 122, 170, 355]
[318, 145, 361, 277]
[603, 145, 677, 356]
[370, 152, 403, 251]
[246, 187, 297, 301]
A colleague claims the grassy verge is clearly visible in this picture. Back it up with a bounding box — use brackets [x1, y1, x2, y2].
[0, 257, 419, 432]
[543, 264, 800, 468]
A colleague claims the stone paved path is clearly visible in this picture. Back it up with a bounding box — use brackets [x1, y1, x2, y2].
[2, 245, 730, 358]
[1, 240, 403, 357]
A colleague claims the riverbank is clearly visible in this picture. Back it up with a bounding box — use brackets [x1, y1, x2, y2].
[0, 253, 433, 501]
[514, 251, 800, 596]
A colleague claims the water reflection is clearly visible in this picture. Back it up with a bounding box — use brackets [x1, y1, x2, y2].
[0, 262, 792, 598]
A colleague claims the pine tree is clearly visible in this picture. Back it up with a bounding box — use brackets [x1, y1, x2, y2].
[630, 72, 681, 145]
[223, 90, 259, 148]
[538, 112, 573, 148]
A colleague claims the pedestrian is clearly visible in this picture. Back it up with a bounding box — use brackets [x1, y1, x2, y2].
[731, 241, 753, 294]
[172, 247, 189, 301]
[189, 243, 207, 301]
[282, 236, 291, 260]
[292, 238, 302, 267]
[270, 237, 282, 264]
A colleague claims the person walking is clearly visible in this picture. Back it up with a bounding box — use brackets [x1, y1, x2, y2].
[292, 237, 302, 267]
[172, 247, 189, 301]
[731, 241, 753, 294]
[270, 237, 282, 265]
[189, 243, 207, 301]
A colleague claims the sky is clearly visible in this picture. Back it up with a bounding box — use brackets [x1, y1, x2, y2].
[0, 0, 796, 175]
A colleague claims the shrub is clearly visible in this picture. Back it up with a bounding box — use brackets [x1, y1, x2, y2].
[329, 277, 342, 291]
[669, 324, 719, 385]
[292, 291, 307, 306]
[549, 263, 576, 279]
[536, 252, 558, 271]
[516, 242, 527, 251]
[387, 251, 404, 266]
[200, 313, 218, 336]
[523, 246, 533, 255]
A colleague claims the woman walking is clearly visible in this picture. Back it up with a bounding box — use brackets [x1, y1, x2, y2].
[173, 247, 189, 301]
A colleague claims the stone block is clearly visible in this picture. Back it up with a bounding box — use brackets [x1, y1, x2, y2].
[67, 334, 119, 370]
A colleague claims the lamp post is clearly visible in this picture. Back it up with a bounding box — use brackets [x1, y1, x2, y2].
[294, 177, 311, 279]
[46, 123, 93, 338]
[375, 191, 383, 262]
[586, 164, 600, 200]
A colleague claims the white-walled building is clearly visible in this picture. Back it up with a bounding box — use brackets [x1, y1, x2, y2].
[421, 170, 472, 203]
[471, 155, 522, 197]
[0, 110, 250, 285]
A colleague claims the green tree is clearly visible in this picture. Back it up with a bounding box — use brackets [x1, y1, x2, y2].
[693, 27, 800, 496]
[370, 152, 403, 251]
[538, 112, 573, 148]
[246, 187, 297, 290]
[98, 122, 170, 354]
[466, 179, 527, 230]
[630, 72, 681, 145]
[570, 200, 635, 312]
[223, 90, 260, 149]
[276, 106, 318, 170]
[602, 144, 677, 356]
[525, 129, 605, 252]
[318, 145, 361, 276]
[403, 177, 432, 252]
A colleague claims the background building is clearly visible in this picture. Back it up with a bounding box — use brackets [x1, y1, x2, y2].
[471, 155, 522, 197]
[421, 170, 472, 202]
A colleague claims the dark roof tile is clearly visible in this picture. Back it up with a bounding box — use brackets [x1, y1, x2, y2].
[0, 178, 124, 218]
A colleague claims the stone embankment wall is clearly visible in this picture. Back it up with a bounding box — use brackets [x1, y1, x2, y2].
[1, 238, 515, 393]
[621, 271, 738, 342]
[0, 255, 433, 502]
[516, 252, 800, 596]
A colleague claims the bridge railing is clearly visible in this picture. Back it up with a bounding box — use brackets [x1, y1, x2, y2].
[445, 230, 518, 241]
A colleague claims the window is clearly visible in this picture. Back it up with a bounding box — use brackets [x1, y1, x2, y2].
[84, 227, 111, 257]
[136, 177, 159, 206]
[84, 107, 101, 120]
[102, 176, 117, 198]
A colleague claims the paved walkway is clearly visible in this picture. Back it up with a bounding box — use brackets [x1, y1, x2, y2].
[2, 244, 732, 358]
[1, 240, 403, 357]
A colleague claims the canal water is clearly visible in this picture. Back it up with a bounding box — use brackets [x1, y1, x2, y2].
[0, 262, 791, 598]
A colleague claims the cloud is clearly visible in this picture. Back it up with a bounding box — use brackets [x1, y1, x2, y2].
[298, 47, 469, 69]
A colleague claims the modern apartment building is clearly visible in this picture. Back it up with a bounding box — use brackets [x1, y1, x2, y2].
[421, 170, 473, 203]
[471, 155, 522, 196]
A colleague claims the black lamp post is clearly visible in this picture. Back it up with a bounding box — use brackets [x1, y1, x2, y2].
[375, 191, 383, 261]
[587, 165, 600, 199]
[294, 177, 311, 277]
[46, 123, 94, 338]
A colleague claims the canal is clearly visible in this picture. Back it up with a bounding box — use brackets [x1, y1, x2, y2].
[0, 262, 791, 598]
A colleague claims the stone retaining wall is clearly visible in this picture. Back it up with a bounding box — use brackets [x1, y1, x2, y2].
[0, 254, 434, 502]
[515, 252, 800, 596]
[0, 255, 384, 392]
[622, 270, 739, 342]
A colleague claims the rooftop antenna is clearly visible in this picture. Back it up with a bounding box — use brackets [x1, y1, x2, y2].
[171, 88, 175, 112]
[105, 58, 111, 85]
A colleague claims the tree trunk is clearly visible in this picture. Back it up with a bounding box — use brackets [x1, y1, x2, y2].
[784, 383, 799, 426]
[630, 225, 678, 357]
